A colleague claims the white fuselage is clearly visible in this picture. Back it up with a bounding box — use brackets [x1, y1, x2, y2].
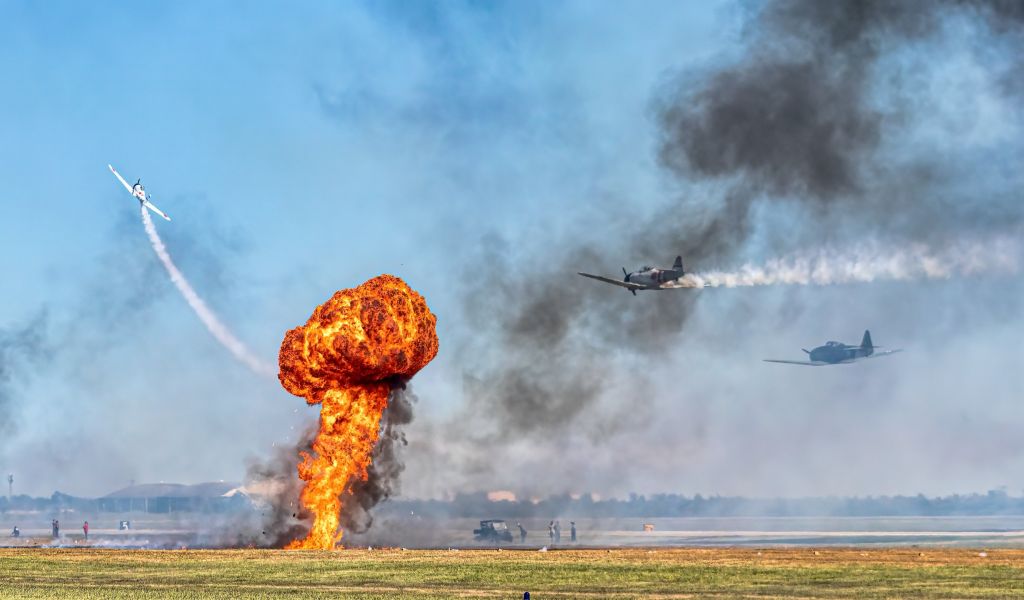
[132, 184, 147, 203]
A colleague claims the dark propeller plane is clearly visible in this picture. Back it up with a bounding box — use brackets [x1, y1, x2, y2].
[763, 330, 901, 366]
[578, 256, 699, 295]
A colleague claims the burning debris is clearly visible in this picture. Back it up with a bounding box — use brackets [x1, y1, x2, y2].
[277, 275, 438, 549]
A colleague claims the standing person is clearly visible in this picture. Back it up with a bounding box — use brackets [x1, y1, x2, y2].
[570, 521, 577, 543]
[517, 522, 527, 544]
[547, 521, 554, 545]
[83, 521, 89, 541]
[554, 521, 561, 544]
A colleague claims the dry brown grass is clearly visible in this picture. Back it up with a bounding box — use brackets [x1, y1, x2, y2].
[2, 547, 1023, 599]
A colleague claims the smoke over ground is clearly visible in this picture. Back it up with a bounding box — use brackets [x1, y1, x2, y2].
[420, 0, 1024, 498]
[0, 192, 290, 500]
[238, 425, 314, 548]
[0, 313, 48, 439]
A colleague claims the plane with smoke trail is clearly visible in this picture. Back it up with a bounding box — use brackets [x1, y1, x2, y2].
[139, 205, 275, 377]
[576, 236, 1020, 292]
[579, 256, 705, 295]
[109, 165, 171, 222]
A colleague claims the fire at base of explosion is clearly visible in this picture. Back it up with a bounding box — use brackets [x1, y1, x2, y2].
[278, 274, 439, 550]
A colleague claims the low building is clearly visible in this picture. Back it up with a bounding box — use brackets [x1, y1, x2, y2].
[98, 482, 248, 514]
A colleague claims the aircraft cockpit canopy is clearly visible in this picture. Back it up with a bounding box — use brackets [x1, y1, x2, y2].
[641, 265, 653, 271]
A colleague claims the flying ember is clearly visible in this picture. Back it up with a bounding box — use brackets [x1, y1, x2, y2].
[278, 274, 438, 549]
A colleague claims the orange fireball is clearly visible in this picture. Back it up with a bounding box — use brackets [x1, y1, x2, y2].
[278, 274, 438, 549]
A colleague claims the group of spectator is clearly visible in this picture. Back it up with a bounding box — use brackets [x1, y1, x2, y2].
[9, 519, 89, 540]
[546, 520, 576, 544]
[512, 520, 578, 545]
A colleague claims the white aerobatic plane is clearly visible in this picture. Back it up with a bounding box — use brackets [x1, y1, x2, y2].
[108, 164, 171, 221]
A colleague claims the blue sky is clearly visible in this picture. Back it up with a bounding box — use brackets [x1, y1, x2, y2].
[0, 0, 726, 332]
[0, 1, 733, 496]
[2, 1, 1022, 500]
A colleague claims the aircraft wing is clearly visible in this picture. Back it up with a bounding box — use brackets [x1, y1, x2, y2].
[108, 164, 133, 194]
[762, 359, 828, 366]
[578, 273, 647, 290]
[143, 200, 171, 222]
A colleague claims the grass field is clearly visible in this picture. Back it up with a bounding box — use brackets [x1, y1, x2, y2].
[2, 547, 1024, 599]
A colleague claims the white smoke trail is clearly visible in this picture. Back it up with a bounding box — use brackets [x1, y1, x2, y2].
[141, 206, 276, 377]
[676, 235, 1021, 288]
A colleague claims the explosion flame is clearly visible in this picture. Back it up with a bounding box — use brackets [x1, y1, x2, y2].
[278, 275, 438, 549]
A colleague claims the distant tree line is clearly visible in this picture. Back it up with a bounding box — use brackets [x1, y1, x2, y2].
[0, 491, 244, 514]
[3, 489, 1024, 517]
[378, 489, 1024, 519]
[1, 492, 131, 513]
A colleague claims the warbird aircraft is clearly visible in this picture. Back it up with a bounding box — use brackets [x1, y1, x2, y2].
[763, 330, 901, 366]
[579, 256, 696, 295]
[108, 164, 171, 221]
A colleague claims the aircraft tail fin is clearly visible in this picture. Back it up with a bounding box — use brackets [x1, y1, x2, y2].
[672, 256, 683, 273]
[861, 330, 873, 352]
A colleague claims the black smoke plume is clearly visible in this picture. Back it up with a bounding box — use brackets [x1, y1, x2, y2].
[338, 383, 418, 534]
[657, 0, 1024, 241]
[453, 0, 1024, 452]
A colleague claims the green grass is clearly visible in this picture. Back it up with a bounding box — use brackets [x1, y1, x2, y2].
[2, 548, 1024, 599]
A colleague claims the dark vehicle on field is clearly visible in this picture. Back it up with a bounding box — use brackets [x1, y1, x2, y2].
[473, 519, 514, 543]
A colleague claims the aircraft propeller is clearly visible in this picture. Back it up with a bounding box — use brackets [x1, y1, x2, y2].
[623, 267, 637, 296]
